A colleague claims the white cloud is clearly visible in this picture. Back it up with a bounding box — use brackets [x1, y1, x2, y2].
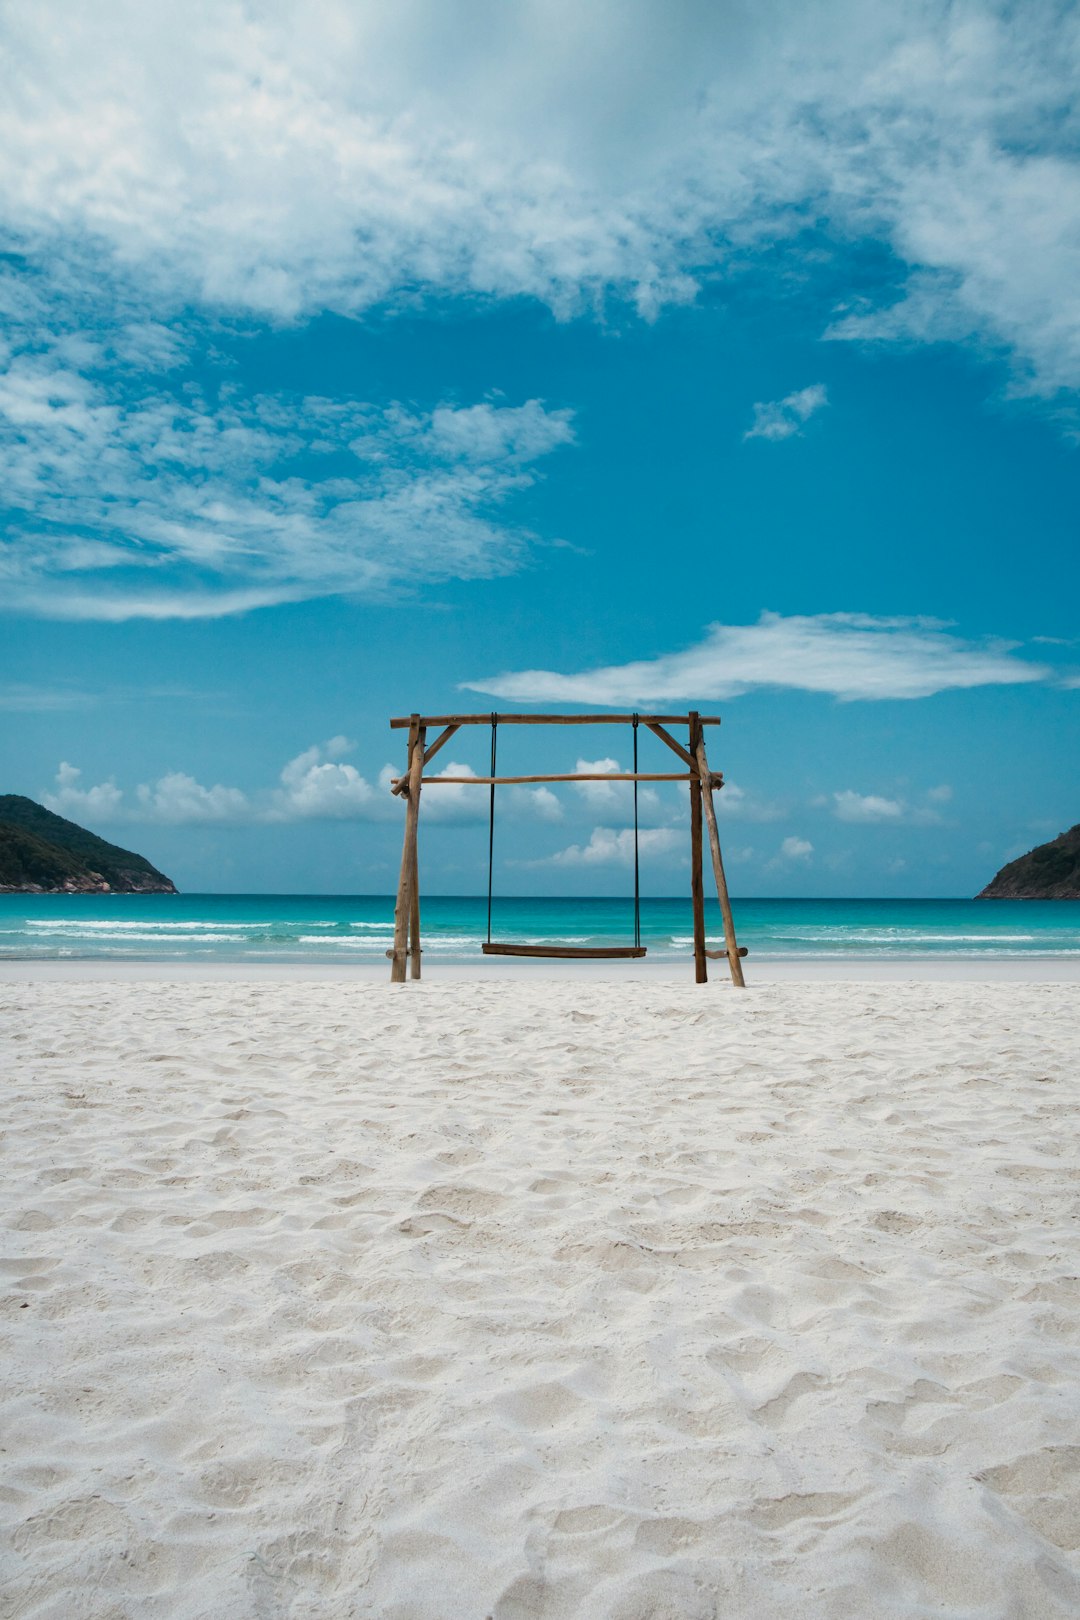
[547, 826, 680, 867]
[42, 742, 393, 826]
[570, 757, 628, 812]
[830, 785, 951, 824]
[0, 352, 574, 619]
[0, 2, 1077, 399]
[269, 741, 380, 820]
[779, 836, 813, 861]
[417, 761, 566, 825]
[744, 384, 828, 442]
[832, 790, 905, 823]
[1, 4, 1079, 626]
[517, 785, 563, 823]
[713, 781, 785, 822]
[135, 772, 250, 824]
[463, 611, 1050, 705]
[45, 762, 125, 822]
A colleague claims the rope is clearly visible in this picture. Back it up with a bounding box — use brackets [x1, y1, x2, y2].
[486, 714, 497, 944]
[632, 714, 641, 950]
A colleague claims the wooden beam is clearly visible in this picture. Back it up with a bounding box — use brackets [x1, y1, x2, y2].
[423, 724, 460, 766]
[482, 944, 647, 959]
[694, 730, 746, 988]
[409, 825, 421, 980]
[705, 947, 749, 960]
[389, 713, 723, 728]
[392, 771, 693, 788]
[644, 720, 695, 769]
[688, 712, 707, 985]
[389, 718, 425, 983]
[391, 723, 464, 796]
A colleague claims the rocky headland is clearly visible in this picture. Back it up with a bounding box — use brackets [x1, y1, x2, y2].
[0, 795, 177, 894]
[977, 823, 1080, 899]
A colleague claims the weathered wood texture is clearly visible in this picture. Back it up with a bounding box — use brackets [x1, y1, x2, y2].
[409, 834, 421, 980]
[644, 721, 695, 768]
[695, 731, 746, 988]
[688, 712, 708, 985]
[390, 718, 425, 983]
[482, 944, 648, 959]
[393, 771, 693, 788]
[390, 713, 722, 728]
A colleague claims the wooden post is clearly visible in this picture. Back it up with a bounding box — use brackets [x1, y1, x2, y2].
[688, 712, 707, 985]
[694, 731, 746, 987]
[408, 832, 421, 979]
[390, 716, 425, 983]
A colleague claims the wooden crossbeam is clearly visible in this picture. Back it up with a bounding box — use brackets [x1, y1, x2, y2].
[389, 713, 722, 728]
[644, 720, 695, 768]
[423, 724, 460, 765]
[393, 770, 693, 789]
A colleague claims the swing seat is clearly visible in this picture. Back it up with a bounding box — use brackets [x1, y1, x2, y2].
[482, 943, 647, 959]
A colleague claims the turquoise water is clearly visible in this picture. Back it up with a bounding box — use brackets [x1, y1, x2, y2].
[2, 894, 1079, 961]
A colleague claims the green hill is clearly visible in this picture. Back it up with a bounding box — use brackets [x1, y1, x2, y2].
[977, 823, 1080, 899]
[0, 796, 177, 893]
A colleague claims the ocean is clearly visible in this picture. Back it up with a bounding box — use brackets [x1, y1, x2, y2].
[2, 893, 1079, 963]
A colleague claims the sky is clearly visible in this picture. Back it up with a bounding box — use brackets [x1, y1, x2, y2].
[1, 0, 1078, 897]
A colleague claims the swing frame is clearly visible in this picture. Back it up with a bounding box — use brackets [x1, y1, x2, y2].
[386, 711, 747, 986]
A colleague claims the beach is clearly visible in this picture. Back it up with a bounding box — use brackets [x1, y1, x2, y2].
[4, 970, 1080, 1618]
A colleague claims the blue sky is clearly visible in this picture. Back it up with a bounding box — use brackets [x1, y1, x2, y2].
[1, 0, 1078, 896]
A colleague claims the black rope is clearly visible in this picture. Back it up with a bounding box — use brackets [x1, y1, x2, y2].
[486, 714, 497, 944]
[632, 714, 641, 949]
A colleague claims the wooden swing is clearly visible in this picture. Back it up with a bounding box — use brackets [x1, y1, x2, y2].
[386, 711, 746, 985]
[481, 714, 646, 959]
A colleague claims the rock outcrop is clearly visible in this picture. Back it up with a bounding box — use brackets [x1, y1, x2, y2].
[0, 796, 177, 894]
[976, 823, 1080, 899]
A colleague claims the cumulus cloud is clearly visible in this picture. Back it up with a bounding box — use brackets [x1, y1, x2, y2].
[45, 762, 125, 822]
[565, 756, 660, 822]
[40, 743, 570, 828]
[269, 738, 380, 820]
[547, 826, 680, 867]
[744, 384, 828, 442]
[830, 785, 951, 824]
[43, 742, 389, 826]
[135, 772, 250, 824]
[463, 612, 1051, 705]
[832, 790, 905, 823]
[778, 836, 813, 861]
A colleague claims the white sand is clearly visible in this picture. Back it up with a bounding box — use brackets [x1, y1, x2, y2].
[3, 975, 1080, 1618]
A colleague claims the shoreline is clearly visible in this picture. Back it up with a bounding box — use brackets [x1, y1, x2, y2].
[3, 954, 1080, 982]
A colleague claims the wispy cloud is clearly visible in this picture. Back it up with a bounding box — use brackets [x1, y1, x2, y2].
[0, 684, 96, 712]
[744, 384, 828, 442]
[463, 612, 1051, 705]
[2, 4, 1078, 395]
[0, 6, 1077, 624]
[0, 342, 574, 619]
